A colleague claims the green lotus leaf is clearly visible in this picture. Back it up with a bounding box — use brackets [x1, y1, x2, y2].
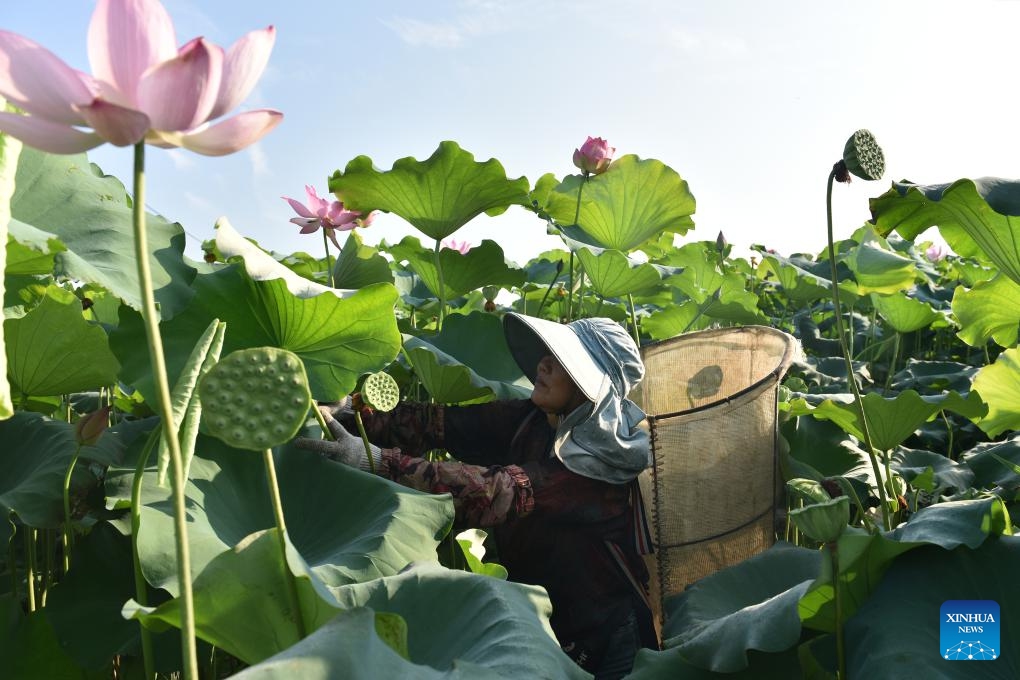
[657, 542, 821, 673]
[781, 412, 865, 479]
[327, 563, 589, 679]
[542, 156, 695, 251]
[757, 253, 831, 304]
[10, 147, 196, 317]
[454, 529, 507, 580]
[0, 117, 20, 420]
[405, 346, 497, 405]
[889, 360, 978, 395]
[870, 178, 1020, 285]
[328, 141, 530, 241]
[569, 238, 682, 299]
[959, 434, 1020, 489]
[6, 219, 64, 276]
[890, 447, 975, 494]
[0, 411, 97, 527]
[786, 389, 987, 452]
[972, 347, 1020, 437]
[799, 497, 1012, 632]
[845, 537, 1020, 678]
[627, 647, 802, 680]
[790, 496, 850, 543]
[5, 285, 120, 398]
[112, 263, 400, 404]
[843, 234, 917, 295]
[105, 433, 454, 595]
[333, 230, 394, 288]
[641, 300, 702, 339]
[0, 594, 109, 680]
[952, 273, 1020, 347]
[870, 291, 940, 333]
[125, 528, 348, 665]
[421, 312, 526, 385]
[386, 236, 525, 300]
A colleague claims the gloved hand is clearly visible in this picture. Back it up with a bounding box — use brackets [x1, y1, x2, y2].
[297, 404, 383, 473]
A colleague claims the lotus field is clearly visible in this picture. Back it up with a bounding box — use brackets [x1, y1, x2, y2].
[1, 3, 1019, 679]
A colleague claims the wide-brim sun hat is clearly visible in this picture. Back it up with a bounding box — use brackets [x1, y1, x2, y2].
[503, 313, 609, 402]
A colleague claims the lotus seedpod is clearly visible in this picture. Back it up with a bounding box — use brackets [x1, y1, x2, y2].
[360, 371, 400, 412]
[199, 347, 312, 451]
[842, 129, 885, 181]
[789, 496, 851, 543]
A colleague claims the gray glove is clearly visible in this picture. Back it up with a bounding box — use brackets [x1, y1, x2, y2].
[296, 404, 382, 473]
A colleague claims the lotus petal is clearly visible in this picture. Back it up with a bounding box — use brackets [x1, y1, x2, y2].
[0, 112, 104, 154]
[137, 37, 221, 132]
[178, 109, 281, 156]
[284, 196, 317, 219]
[209, 27, 276, 120]
[0, 31, 94, 125]
[88, 0, 177, 106]
[78, 97, 150, 146]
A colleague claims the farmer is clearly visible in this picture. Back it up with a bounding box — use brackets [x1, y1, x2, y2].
[300, 312, 656, 678]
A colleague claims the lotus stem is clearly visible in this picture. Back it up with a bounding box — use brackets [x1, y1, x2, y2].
[6, 513, 16, 602]
[40, 529, 53, 606]
[132, 142, 200, 680]
[322, 230, 334, 288]
[826, 168, 891, 532]
[830, 542, 846, 680]
[131, 425, 163, 680]
[354, 410, 376, 475]
[434, 240, 447, 331]
[627, 294, 641, 347]
[25, 528, 36, 612]
[61, 445, 81, 573]
[312, 404, 334, 442]
[566, 174, 587, 322]
[262, 448, 306, 638]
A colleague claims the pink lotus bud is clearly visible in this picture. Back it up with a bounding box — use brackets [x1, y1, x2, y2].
[441, 238, 471, 254]
[925, 244, 947, 262]
[572, 136, 615, 175]
[74, 406, 112, 447]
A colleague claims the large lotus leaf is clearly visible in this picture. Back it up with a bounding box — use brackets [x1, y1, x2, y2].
[0, 411, 97, 527]
[404, 335, 530, 402]
[126, 529, 352, 665]
[426, 311, 526, 384]
[5, 285, 119, 397]
[971, 347, 1020, 437]
[656, 542, 820, 673]
[870, 178, 1020, 285]
[641, 300, 702, 339]
[570, 240, 682, 299]
[952, 273, 1020, 348]
[780, 415, 863, 479]
[657, 243, 765, 322]
[870, 291, 940, 334]
[845, 536, 1020, 678]
[959, 433, 1020, 489]
[540, 156, 695, 251]
[232, 607, 503, 680]
[112, 264, 400, 404]
[105, 432, 453, 595]
[46, 521, 172, 670]
[0, 595, 108, 680]
[386, 236, 525, 299]
[889, 360, 978, 395]
[6, 219, 64, 276]
[10, 147, 196, 317]
[328, 141, 530, 241]
[786, 389, 987, 452]
[842, 231, 917, 295]
[0, 118, 18, 419]
[799, 497, 1012, 632]
[757, 253, 831, 304]
[328, 563, 589, 679]
[333, 230, 394, 288]
[627, 647, 802, 680]
[890, 447, 975, 494]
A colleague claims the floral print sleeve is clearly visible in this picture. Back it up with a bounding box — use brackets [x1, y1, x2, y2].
[379, 450, 535, 529]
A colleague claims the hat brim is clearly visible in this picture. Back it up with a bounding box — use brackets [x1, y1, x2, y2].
[503, 313, 606, 402]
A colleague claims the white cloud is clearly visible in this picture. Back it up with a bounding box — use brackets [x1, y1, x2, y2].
[667, 26, 749, 59]
[384, 0, 539, 48]
[166, 149, 196, 171]
[248, 143, 270, 177]
[385, 17, 465, 48]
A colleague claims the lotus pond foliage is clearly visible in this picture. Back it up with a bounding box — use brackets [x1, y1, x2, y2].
[1, 4, 1019, 679]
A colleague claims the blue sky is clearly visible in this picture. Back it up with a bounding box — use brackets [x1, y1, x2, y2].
[6, 1, 1020, 265]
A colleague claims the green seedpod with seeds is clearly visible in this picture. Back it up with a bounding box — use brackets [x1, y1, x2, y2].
[360, 371, 400, 412]
[842, 128, 885, 181]
[199, 346, 312, 450]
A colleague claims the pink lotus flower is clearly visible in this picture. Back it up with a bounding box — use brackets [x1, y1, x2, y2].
[0, 0, 281, 155]
[572, 136, 615, 175]
[441, 238, 471, 254]
[283, 185, 366, 249]
[925, 244, 947, 262]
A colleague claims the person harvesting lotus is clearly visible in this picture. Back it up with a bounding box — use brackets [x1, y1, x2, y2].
[301, 312, 657, 679]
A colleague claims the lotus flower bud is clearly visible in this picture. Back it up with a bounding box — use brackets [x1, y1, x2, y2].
[925, 244, 947, 262]
[572, 136, 615, 175]
[841, 129, 885, 181]
[74, 406, 112, 447]
[715, 231, 728, 255]
[790, 496, 851, 543]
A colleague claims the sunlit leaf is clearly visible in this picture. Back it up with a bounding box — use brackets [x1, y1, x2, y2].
[952, 273, 1020, 347]
[972, 347, 1020, 437]
[333, 230, 394, 288]
[328, 141, 530, 241]
[843, 230, 917, 295]
[870, 291, 939, 333]
[406, 346, 497, 405]
[569, 238, 681, 299]
[386, 236, 525, 299]
[540, 155, 695, 251]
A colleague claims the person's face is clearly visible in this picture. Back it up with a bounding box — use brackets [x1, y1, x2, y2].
[530, 355, 587, 415]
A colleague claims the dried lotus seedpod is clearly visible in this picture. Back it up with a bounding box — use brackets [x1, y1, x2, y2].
[200, 347, 311, 450]
[360, 371, 400, 412]
[842, 129, 885, 181]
